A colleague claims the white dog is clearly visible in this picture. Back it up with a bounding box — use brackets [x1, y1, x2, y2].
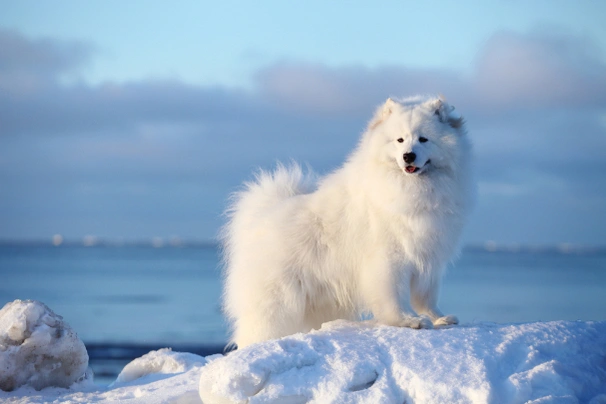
[222, 95, 473, 348]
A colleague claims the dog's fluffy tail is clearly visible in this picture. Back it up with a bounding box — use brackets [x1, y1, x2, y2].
[223, 162, 315, 225]
[220, 163, 316, 346]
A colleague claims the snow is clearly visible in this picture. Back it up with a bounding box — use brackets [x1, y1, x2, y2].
[0, 300, 90, 392]
[1, 305, 605, 403]
[112, 348, 206, 385]
[0, 358, 207, 404]
[198, 320, 606, 403]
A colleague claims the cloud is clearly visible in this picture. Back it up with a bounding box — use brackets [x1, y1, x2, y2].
[0, 29, 92, 93]
[1, 28, 605, 243]
[255, 28, 606, 114]
[4, 27, 604, 137]
[254, 62, 464, 116]
[472, 28, 606, 109]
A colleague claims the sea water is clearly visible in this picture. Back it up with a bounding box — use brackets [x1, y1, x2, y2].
[1, 243, 605, 382]
[0, 244, 226, 345]
[2, 244, 606, 343]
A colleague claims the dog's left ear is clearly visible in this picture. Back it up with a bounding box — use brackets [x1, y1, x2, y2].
[369, 98, 397, 130]
[433, 98, 464, 129]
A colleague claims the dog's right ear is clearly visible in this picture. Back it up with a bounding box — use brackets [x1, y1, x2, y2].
[433, 98, 464, 130]
[369, 98, 396, 130]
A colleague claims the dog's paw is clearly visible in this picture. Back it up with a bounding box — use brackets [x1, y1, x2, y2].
[433, 314, 459, 327]
[398, 315, 434, 329]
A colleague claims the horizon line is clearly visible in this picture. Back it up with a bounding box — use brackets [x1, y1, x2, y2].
[0, 238, 604, 254]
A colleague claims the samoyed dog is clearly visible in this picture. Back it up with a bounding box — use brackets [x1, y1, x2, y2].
[222, 95, 473, 348]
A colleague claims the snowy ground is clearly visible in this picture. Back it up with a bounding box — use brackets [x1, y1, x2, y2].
[198, 320, 606, 403]
[2, 316, 605, 404]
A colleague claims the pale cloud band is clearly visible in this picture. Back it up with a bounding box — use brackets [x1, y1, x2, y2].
[1, 27, 605, 244]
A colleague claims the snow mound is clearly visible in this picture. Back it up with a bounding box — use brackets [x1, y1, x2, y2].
[0, 299, 90, 391]
[199, 320, 606, 404]
[0, 361, 208, 404]
[113, 348, 206, 385]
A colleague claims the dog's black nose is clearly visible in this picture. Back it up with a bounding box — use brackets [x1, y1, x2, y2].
[403, 152, 416, 164]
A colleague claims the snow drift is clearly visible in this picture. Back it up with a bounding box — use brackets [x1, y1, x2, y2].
[113, 348, 206, 385]
[0, 348, 209, 404]
[199, 320, 606, 403]
[0, 299, 90, 391]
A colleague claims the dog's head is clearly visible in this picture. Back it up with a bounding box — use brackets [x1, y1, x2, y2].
[366, 96, 468, 176]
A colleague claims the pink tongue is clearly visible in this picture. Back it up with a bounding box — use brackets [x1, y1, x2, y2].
[406, 166, 417, 173]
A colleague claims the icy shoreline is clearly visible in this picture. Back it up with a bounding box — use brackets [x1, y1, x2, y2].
[2, 318, 605, 403]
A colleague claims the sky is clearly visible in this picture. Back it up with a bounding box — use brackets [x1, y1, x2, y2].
[1, 1, 606, 245]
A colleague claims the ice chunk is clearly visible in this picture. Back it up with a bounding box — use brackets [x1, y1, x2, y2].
[113, 348, 206, 385]
[0, 299, 90, 391]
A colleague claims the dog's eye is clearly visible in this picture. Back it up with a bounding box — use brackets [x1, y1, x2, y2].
[419, 137, 428, 143]
[397, 138, 404, 143]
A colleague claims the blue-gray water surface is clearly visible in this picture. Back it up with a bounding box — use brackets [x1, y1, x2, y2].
[2, 244, 606, 345]
[2, 244, 606, 344]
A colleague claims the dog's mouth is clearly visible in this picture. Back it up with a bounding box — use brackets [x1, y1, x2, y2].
[405, 159, 431, 174]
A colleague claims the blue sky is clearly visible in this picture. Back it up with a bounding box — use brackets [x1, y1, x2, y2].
[3, 1, 605, 87]
[1, 1, 606, 245]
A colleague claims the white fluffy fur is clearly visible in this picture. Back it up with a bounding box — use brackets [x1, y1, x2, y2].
[222, 95, 474, 348]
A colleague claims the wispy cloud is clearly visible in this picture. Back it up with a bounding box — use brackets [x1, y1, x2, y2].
[473, 28, 606, 109]
[1, 28, 605, 243]
[0, 28, 92, 93]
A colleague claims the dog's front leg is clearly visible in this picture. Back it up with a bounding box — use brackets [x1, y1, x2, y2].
[360, 260, 433, 329]
[410, 272, 459, 326]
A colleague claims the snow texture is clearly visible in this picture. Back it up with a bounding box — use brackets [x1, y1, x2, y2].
[199, 320, 606, 404]
[0, 348, 213, 404]
[113, 348, 206, 386]
[0, 358, 208, 404]
[0, 299, 90, 392]
[1, 319, 605, 403]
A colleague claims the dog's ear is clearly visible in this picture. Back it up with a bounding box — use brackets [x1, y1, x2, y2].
[369, 98, 397, 130]
[433, 98, 464, 129]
